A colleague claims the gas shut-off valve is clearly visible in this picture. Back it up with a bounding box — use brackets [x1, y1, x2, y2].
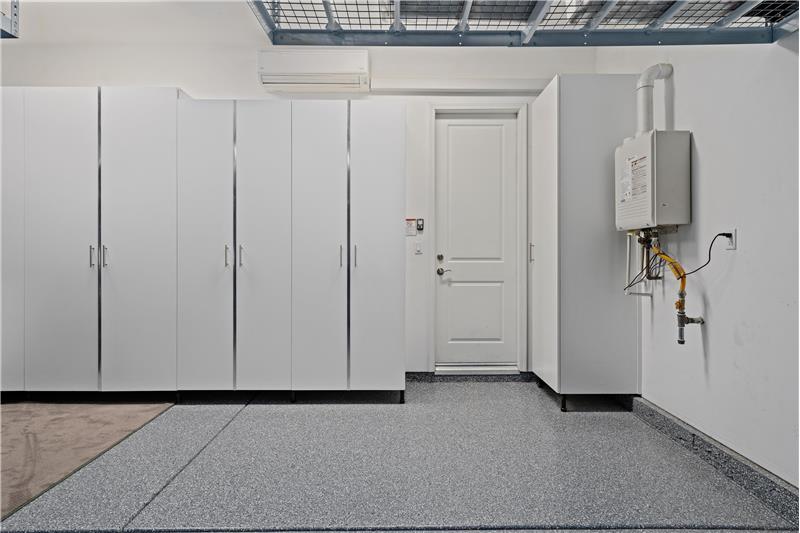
[639, 233, 705, 345]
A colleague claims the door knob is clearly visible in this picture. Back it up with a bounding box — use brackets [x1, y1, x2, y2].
[436, 267, 452, 276]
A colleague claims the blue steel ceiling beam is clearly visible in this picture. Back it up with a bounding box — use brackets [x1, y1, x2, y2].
[391, 0, 406, 32]
[773, 9, 799, 40]
[322, 0, 343, 31]
[711, 0, 763, 29]
[584, 0, 618, 31]
[647, 0, 687, 30]
[522, 1, 552, 44]
[271, 27, 775, 47]
[248, 1, 278, 42]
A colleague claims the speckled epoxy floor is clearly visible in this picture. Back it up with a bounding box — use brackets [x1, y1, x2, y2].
[2, 382, 796, 532]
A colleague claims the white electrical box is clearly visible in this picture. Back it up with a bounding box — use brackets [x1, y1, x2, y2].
[615, 130, 691, 231]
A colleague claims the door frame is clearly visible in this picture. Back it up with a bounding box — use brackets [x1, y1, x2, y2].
[427, 102, 529, 373]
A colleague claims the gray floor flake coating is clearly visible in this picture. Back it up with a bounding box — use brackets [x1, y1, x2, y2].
[2, 383, 795, 533]
[1, 401, 248, 532]
[122, 383, 793, 532]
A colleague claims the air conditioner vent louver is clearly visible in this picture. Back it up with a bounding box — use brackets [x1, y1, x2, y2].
[258, 50, 370, 93]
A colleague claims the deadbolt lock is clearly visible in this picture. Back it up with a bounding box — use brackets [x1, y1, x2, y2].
[437, 253, 444, 261]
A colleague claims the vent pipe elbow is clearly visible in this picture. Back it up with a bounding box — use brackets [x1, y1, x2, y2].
[636, 63, 673, 136]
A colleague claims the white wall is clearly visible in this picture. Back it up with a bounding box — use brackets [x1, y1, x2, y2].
[596, 36, 799, 486]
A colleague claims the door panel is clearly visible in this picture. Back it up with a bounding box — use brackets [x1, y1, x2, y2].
[2, 88, 26, 391]
[435, 116, 518, 365]
[529, 78, 560, 391]
[349, 101, 406, 391]
[24, 88, 99, 391]
[177, 97, 234, 390]
[101, 87, 177, 391]
[236, 100, 292, 390]
[291, 101, 348, 390]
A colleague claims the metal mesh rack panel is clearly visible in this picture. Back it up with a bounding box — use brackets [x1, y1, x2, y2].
[261, 0, 329, 29]
[332, 0, 394, 30]
[664, 1, 738, 28]
[539, 0, 605, 29]
[468, 1, 537, 31]
[731, 0, 798, 27]
[402, 0, 465, 30]
[598, 1, 673, 29]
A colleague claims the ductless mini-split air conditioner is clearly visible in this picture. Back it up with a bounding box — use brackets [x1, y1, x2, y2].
[258, 49, 370, 93]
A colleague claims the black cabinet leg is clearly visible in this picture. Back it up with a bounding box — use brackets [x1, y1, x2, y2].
[290, 391, 296, 403]
[560, 394, 568, 412]
[399, 390, 405, 404]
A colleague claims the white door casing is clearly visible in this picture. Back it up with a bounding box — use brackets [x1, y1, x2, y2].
[236, 100, 292, 390]
[177, 96, 234, 390]
[349, 101, 406, 391]
[291, 100, 348, 390]
[434, 114, 519, 368]
[24, 88, 99, 390]
[100, 87, 177, 391]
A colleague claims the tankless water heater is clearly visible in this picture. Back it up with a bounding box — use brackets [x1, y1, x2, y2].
[614, 130, 691, 231]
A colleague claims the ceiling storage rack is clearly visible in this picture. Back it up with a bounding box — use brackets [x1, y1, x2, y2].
[249, 0, 799, 46]
[1, 0, 19, 38]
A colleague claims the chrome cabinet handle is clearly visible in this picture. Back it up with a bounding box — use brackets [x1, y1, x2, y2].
[354, 244, 358, 268]
[238, 245, 243, 267]
[529, 243, 535, 263]
[339, 245, 343, 267]
[89, 245, 96, 268]
[224, 245, 230, 267]
[102, 245, 108, 267]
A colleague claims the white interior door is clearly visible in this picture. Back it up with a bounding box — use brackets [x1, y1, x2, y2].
[291, 100, 348, 390]
[101, 87, 177, 391]
[24, 88, 99, 391]
[435, 114, 518, 369]
[177, 96, 234, 390]
[2, 87, 26, 391]
[529, 78, 561, 391]
[349, 101, 406, 391]
[236, 100, 292, 390]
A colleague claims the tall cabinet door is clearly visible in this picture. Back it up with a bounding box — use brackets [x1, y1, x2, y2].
[101, 87, 177, 391]
[2, 88, 26, 391]
[236, 101, 292, 390]
[349, 101, 406, 391]
[529, 77, 561, 392]
[177, 96, 234, 390]
[24, 88, 99, 391]
[292, 101, 348, 390]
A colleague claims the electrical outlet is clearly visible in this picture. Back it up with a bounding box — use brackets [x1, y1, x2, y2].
[725, 228, 737, 250]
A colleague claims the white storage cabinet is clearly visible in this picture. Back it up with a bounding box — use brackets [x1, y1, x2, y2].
[100, 87, 178, 391]
[2, 87, 26, 391]
[2, 91, 405, 395]
[529, 74, 640, 408]
[236, 100, 293, 390]
[177, 95, 235, 390]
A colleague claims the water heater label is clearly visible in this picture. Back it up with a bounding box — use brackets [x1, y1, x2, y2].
[620, 155, 649, 203]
